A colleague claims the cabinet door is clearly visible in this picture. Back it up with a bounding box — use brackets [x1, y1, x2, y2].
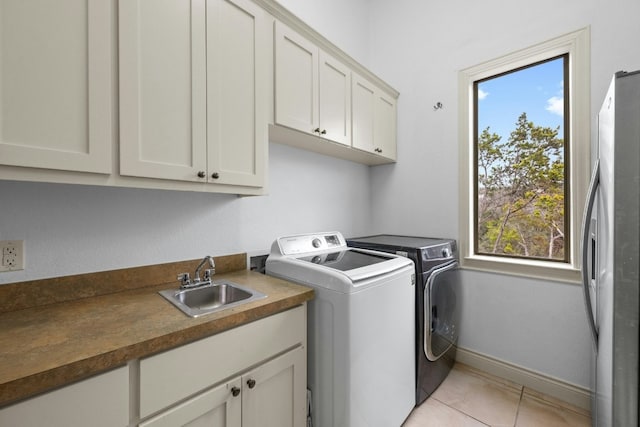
[0, 0, 112, 174]
[352, 73, 376, 154]
[319, 51, 351, 146]
[119, 0, 207, 182]
[139, 305, 306, 418]
[352, 73, 397, 160]
[374, 91, 397, 161]
[140, 378, 242, 427]
[0, 366, 128, 427]
[274, 21, 319, 135]
[206, 0, 268, 187]
[242, 346, 306, 427]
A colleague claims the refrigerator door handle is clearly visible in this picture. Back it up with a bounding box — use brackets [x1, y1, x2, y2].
[581, 158, 600, 346]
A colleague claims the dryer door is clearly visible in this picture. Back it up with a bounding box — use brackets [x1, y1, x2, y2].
[424, 261, 460, 361]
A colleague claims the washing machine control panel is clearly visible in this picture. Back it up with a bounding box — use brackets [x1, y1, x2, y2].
[277, 232, 346, 255]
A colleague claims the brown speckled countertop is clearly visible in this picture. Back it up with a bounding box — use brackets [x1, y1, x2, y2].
[0, 254, 314, 407]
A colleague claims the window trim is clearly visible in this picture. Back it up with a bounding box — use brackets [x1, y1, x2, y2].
[458, 27, 590, 283]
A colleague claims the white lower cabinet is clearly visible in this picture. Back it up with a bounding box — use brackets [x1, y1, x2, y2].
[141, 346, 305, 427]
[241, 346, 306, 427]
[0, 366, 129, 427]
[139, 378, 242, 427]
[137, 305, 307, 427]
[0, 305, 307, 427]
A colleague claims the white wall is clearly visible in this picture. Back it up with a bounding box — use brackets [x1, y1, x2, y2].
[366, 0, 640, 388]
[0, 144, 371, 283]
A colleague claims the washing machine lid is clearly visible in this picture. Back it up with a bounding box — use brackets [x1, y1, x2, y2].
[296, 249, 390, 271]
[266, 232, 414, 292]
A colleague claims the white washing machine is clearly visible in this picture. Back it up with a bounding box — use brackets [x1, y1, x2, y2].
[266, 232, 415, 427]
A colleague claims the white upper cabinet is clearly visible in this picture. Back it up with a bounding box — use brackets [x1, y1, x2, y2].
[274, 22, 318, 137]
[352, 73, 397, 161]
[207, 0, 269, 187]
[352, 75, 375, 154]
[374, 90, 398, 161]
[119, 0, 207, 182]
[318, 51, 352, 146]
[0, 0, 113, 174]
[0, 0, 399, 190]
[271, 18, 398, 165]
[119, 0, 267, 188]
[274, 21, 351, 146]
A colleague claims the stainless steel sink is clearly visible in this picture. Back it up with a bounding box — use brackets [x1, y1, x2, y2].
[159, 280, 267, 318]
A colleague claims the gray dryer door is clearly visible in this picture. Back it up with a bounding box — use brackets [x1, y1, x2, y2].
[424, 261, 460, 361]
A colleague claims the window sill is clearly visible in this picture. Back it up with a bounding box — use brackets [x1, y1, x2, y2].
[461, 255, 582, 284]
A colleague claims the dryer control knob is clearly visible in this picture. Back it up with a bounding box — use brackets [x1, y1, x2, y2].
[442, 247, 451, 258]
[312, 238, 322, 248]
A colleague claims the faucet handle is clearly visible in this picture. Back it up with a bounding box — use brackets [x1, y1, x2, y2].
[177, 273, 191, 286]
[203, 268, 215, 281]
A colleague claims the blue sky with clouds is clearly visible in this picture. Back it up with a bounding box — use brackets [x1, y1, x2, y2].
[477, 57, 565, 142]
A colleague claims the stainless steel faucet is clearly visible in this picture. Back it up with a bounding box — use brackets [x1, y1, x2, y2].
[194, 255, 215, 282]
[177, 255, 216, 289]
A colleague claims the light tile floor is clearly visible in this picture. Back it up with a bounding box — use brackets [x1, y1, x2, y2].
[402, 363, 591, 427]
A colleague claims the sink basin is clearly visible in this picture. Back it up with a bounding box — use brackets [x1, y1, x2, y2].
[159, 280, 267, 318]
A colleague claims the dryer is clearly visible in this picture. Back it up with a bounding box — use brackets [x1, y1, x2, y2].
[266, 232, 415, 427]
[347, 235, 461, 405]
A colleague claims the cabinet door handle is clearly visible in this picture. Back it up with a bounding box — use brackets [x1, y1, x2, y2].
[374, 148, 382, 153]
[320, 129, 326, 135]
[197, 171, 206, 178]
[231, 386, 241, 397]
[313, 128, 321, 133]
[247, 379, 256, 389]
[211, 172, 220, 179]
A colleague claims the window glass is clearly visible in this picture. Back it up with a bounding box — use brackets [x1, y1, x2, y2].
[474, 56, 568, 261]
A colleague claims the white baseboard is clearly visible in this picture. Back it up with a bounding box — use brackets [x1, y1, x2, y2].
[455, 347, 591, 411]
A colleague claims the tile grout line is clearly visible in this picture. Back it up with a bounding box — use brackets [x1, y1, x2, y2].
[407, 365, 590, 426]
[432, 396, 491, 426]
[513, 386, 525, 427]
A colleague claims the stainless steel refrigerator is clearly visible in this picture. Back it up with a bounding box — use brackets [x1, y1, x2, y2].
[582, 70, 639, 426]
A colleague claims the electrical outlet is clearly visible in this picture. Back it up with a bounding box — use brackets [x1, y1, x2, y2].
[0, 240, 24, 272]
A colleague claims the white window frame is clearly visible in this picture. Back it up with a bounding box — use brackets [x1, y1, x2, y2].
[458, 27, 590, 283]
